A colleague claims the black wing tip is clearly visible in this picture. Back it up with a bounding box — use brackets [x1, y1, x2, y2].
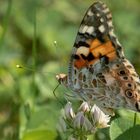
[92, 1, 107, 7]
[87, 1, 111, 20]
[94, 1, 104, 4]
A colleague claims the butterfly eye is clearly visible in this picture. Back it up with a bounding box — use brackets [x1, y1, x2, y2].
[125, 90, 134, 98]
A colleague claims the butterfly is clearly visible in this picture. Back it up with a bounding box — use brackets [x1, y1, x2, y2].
[56, 1, 140, 115]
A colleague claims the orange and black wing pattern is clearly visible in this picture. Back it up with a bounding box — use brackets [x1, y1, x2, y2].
[69, 2, 124, 70]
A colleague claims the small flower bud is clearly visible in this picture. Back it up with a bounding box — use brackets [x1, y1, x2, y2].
[78, 102, 90, 112]
[73, 112, 85, 129]
[64, 102, 75, 120]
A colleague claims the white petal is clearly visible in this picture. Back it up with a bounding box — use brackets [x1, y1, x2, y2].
[91, 105, 111, 128]
[78, 101, 90, 112]
[65, 102, 75, 120]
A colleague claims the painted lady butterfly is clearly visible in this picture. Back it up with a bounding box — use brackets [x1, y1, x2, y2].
[56, 1, 140, 114]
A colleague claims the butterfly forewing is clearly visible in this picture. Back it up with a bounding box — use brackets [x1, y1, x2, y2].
[68, 2, 123, 88]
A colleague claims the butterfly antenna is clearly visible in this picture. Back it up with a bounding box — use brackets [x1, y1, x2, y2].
[16, 64, 56, 76]
[53, 41, 64, 73]
[53, 83, 64, 107]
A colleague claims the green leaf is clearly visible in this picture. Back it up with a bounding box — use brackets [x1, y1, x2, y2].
[22, 130, 57, 140]
[110, 117, 140, 140]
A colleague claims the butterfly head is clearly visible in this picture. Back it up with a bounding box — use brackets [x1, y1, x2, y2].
[56, 73, 68, 86]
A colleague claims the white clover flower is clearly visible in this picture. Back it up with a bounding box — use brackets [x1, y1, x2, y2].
[57, 102, 111, 140]
[91, 105, 110, 128]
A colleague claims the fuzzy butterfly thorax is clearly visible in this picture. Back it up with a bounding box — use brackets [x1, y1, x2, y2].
[56, 1, 140, 114]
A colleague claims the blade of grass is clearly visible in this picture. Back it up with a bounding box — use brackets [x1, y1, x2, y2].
[0, 0, 12, 48]
[131, 112, 137, 140]
[133, 113, 137, 127]
[32, 3, 37, 71]
[32, 0, 37, 97]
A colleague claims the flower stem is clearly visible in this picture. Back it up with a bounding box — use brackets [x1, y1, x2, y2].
[131, 112, 137, 140]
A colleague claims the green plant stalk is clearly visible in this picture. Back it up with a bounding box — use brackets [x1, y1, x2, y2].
[131, 112, 137, 140]
[0, 0, 12, 48]
[133, 113, 137, 127]
[32, 1, 37, 97]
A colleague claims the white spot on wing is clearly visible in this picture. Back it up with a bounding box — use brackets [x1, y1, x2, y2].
[100, 18, 104, 22]
[103, 8, 110, 13]
[76, 47, 89, 56]
[108, 20, 113, 27]
[107, 13, 112, 19]
[99, 25, 105, 33]
[102, 4, 107, 8]
[88, 10, 94, 16]
[79, 25, 94, 34]
[116, 38, 121, 46]
[109, 30, 116, 37]
[86, 26, 94, 34]
[79, 25, 88, 33]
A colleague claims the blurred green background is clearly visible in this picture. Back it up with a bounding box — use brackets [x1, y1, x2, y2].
[0, 0, 140, 140]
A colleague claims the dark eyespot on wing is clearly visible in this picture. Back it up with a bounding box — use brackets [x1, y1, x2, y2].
[127, 83, 132, 87]
[125, 90, 133, 98]
[119, 70, 126, 75]
[123, 76, 128, 80]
